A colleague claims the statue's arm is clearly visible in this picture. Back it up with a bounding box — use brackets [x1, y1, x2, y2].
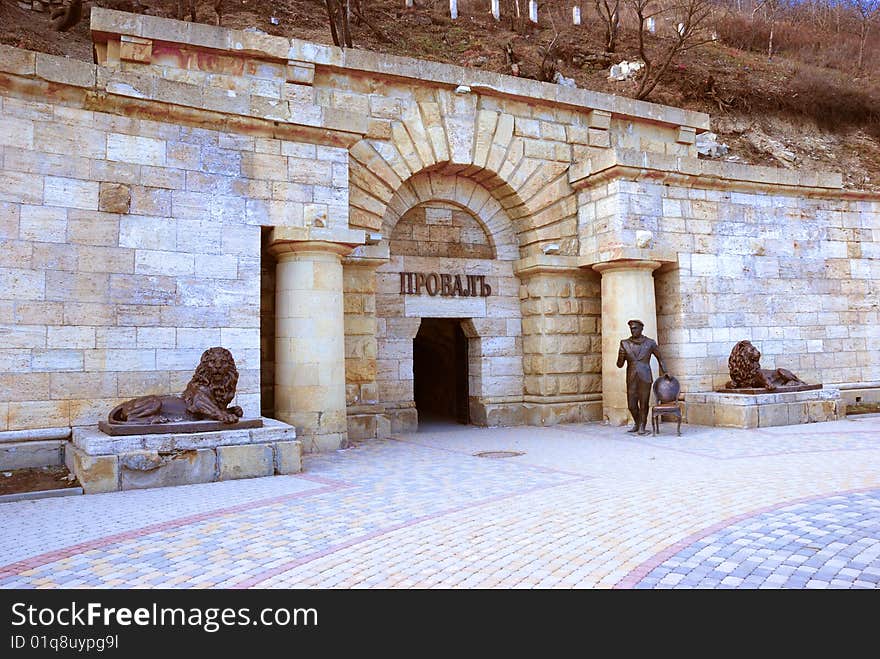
[616, 341, 626, 369]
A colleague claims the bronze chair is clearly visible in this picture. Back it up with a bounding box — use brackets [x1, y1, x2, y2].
[651, 375, 682, 436]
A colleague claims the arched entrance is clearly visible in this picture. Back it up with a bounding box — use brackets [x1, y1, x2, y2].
[372, 172, 525, 433]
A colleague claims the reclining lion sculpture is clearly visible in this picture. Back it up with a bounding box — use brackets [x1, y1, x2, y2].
[107, 347, 243, 425]
[726, 340, 807, 391]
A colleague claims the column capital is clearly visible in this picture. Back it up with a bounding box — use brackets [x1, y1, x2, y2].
[267, 226, 365, 259]
[269, 240, 356, 259]
[591, 259, 663, 275]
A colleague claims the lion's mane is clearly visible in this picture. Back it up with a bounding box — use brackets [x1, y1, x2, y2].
[727, 340, 764, 389]
[183, 347, 239, 411]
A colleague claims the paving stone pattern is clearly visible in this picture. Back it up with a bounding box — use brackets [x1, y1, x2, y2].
[1, 415, 879, 589]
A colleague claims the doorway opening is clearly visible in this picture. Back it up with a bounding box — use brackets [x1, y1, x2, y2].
[413, 318, 469, 425]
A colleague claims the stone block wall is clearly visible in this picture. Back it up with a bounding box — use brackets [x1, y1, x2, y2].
[390, 202, 493, 259]
[610, 118, 696, 158]
[648, 183, 879, 393]
[572, 151, 879, 401]
[0, 46, 348, 432]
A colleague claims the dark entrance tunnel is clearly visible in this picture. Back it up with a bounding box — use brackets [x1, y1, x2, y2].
[413, 318, 469, 425]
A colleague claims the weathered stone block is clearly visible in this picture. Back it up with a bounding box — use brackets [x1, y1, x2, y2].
[0, 44, 36, 75]
[217, 443, 273, 480]
[44, 177, 99, 211]
[107, 133, 166, 167]
[684, 402, 713, 426]
[119, 449, 216, 490]
[758, 403, 790, 427]
[66, 445, 118, 494]
[376, 414, 391, 439]
[347, 413, 377, 441]
[713, 404, 758, 428]
[274, 440, 302, 474]
[286, 61, 315, 85]
[475, 402, 525, 427]
[119, 35, 153, 64]
[35, 53, 96, 88]
[98, 183, 131, 214]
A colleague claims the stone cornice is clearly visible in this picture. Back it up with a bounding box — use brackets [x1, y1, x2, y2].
[568, 148, 880, 200]
[513, 255, 584, 278]
[89, 8, 710, 132]
[0, 45, 367, 146]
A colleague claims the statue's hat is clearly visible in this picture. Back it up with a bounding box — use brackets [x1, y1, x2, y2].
[627, 319, 644, 328]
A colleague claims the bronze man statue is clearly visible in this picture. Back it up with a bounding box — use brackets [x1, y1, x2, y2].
[617, 319, 667, 436]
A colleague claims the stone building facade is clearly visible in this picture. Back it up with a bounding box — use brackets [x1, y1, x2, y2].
[0, 9, 878, 452]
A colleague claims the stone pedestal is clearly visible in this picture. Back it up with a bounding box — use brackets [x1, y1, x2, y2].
[270, 237, 354, 452]
[685, 388, 842, 428]
[67, 418, 300, 494]
[593, 260, 662, 426]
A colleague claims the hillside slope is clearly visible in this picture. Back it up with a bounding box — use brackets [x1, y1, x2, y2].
[1, 0, 878, 190]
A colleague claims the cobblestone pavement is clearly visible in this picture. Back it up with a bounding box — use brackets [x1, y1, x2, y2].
[1, 414, 879, 589]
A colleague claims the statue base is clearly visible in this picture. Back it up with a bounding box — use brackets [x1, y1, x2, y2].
[685, 388, 842, 428]
[715, 384, 823, 395]
[67, 418, 300, 494]
[98, 417, 263, 436]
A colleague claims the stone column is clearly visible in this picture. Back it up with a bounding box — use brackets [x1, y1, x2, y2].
[269, 239, 353, 452]
[592, 260, 662, 426]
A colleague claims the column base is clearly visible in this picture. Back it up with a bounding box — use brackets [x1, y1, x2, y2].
[347, 412, 392, 442]
[604, 407, 634, 426]
[469, 401, 525, 427]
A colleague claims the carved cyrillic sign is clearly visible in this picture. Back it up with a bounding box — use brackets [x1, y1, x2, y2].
[399, 272, 492, 297]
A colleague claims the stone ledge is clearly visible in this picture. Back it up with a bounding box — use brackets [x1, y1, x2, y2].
[0, 427, 71, 444]
[74, 417, 295, 455]
[570, 148, 847, 193]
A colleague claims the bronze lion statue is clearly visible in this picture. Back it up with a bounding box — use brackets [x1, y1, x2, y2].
[726, 340, 806, 390]
[108, 347, 243, 425]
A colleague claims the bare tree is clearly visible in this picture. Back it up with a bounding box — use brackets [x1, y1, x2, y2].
[630, 0, 716, 100]
[324, 0, 353, 48]
[752, 0, 788, 59]
[850, 0, 880, 71]
[593, 0, 622, 52]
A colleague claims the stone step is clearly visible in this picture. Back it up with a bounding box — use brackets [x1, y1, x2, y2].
[0, 440, 66, 470]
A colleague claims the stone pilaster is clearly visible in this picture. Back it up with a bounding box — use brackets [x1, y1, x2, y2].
[592, 259, 662, 426]
[515, 256, 602, 425]
[342, 245, 390, 441]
